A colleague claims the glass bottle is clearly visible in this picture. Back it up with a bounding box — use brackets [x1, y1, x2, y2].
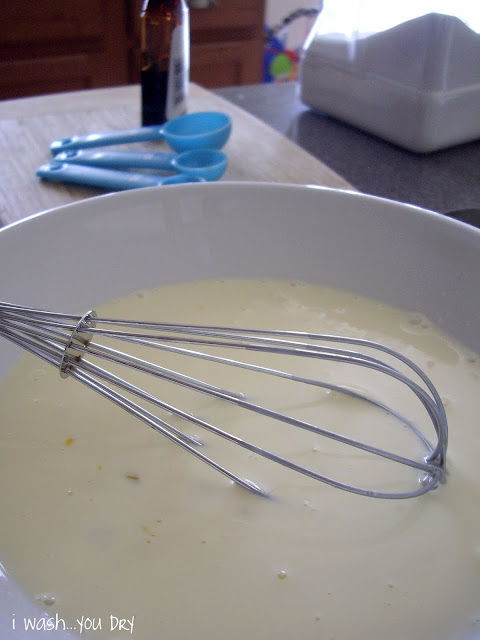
[140, 0, 190, 125]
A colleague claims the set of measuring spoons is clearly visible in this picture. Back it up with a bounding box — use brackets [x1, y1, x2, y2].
[37, 111, 231, 191]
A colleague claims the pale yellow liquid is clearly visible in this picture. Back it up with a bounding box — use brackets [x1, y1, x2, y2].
[0, 279, 479, 639]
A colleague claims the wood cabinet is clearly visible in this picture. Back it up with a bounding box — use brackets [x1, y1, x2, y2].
[0, 0, 136, 99]
[0, 0, 266, 100]
[189, 0, 266, 87]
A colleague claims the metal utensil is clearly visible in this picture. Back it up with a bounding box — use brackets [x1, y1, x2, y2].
[0, 300, 448, 500]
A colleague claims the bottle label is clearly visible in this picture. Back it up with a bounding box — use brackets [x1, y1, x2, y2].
[166, 22, 189, 121]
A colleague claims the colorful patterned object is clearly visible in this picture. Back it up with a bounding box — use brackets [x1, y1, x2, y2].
[264, 8, 319, 83]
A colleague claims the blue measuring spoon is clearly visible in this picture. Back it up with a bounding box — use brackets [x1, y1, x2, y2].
[36, 162, 204, 191]
[53, 148, 228, 182]
[50, 111, 232, 154]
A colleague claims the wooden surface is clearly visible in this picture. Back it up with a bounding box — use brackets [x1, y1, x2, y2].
[186, 0, 266, 87]
[0, 83, 353, 227]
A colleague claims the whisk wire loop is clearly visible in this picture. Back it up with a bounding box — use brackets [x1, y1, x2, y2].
[0, 301, 448, 500]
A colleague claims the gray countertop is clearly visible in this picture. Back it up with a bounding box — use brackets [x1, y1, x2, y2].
[215, 82, 480, 224]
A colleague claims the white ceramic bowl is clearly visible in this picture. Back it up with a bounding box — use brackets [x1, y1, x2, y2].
[0, 182, 479, 638]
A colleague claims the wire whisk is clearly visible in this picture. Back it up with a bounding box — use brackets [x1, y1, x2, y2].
[0, 300, 447, 499]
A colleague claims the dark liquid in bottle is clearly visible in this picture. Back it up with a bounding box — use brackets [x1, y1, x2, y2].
[140, 0, 187, 126]
[141, 67, 169, 126]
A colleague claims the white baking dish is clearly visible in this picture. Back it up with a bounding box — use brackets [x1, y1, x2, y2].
[0, 182, 479, 638]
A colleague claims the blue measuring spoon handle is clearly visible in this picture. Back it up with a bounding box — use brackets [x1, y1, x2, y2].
[53, 150, 176, 171]
[36, 162, 202, 191]
[50, 125, 166, 155]
[52, 149, 228, 181]
[49, 111, 232, 155]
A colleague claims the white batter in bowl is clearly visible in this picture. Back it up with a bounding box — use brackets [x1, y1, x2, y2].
[0, 183, 479, 639]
